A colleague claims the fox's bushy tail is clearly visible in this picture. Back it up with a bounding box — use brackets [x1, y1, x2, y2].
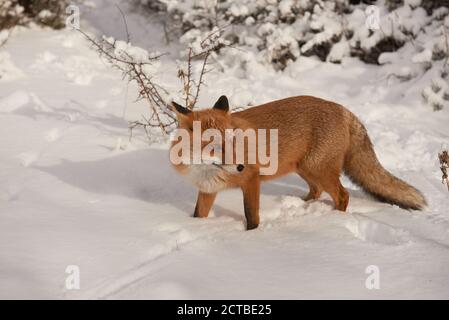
[344, 115, 427, 210]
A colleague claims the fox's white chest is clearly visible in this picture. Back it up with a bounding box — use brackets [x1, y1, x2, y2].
[183, 165, 229, 193]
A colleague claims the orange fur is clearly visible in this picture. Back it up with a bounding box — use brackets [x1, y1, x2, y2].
[171, 95, 427, 230]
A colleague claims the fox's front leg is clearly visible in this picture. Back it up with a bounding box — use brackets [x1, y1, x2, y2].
[241, 177, 260, 230]
[194, 191, 217, 218]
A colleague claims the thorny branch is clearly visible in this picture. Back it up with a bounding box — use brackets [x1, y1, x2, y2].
[78, 24, 226, 138]
[178, 25, 228, 110]
[78, 28, 174, 136]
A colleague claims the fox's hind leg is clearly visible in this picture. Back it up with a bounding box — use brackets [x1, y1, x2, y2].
[297, 168, 322, 201]
[319, 173, 349, 211]
[304, 183, 322, 201]
[305, 155, 349, 211]
[194, 191, 217, 218]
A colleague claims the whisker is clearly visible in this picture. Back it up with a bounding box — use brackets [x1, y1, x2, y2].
[212, 163, 228, 172]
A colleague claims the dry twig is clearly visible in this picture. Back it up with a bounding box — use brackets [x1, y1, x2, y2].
[178, 25, 228, 110]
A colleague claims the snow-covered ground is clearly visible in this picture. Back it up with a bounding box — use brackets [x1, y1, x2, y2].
[1, 1, 449, 299]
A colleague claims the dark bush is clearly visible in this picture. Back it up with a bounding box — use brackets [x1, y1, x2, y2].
[0, 0, 69, 31]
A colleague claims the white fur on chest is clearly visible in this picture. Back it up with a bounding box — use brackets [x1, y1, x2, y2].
[183, 165, 229, 193]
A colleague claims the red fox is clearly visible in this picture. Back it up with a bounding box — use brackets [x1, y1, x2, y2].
[170, 95, 427, 230]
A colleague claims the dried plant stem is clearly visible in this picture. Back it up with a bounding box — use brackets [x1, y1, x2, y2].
[178, 25, 228, 110]
[439, 150, 449, 191]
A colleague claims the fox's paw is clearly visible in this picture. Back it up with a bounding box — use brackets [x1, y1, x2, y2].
[193, 212, 207, 218]
[303, 192, 321, 202]
[303, 194, 314, 201]
[193, 210, 209, 218]
[246, 223, 259, 230]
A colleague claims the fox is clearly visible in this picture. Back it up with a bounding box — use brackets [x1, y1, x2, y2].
[170, 95, 427, 230]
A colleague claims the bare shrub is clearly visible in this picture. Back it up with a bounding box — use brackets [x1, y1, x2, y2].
[78, 26, 226, 137]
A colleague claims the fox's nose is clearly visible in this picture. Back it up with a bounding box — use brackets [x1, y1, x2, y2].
[237, 164, 245, 172]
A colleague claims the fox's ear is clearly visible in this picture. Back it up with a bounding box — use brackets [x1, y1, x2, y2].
[171, 101, 192, 116]
[213, 95, 229, 112]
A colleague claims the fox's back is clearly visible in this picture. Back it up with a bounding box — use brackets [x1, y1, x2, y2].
[234, 96, 348, 130]
[233, 96, 352, 175]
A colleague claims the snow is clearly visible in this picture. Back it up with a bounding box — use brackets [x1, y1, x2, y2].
[0, 51, 24, 82]
[0, 90, 30, 112]
[0, 30, 9, 43]
[1, 1, 449, 300]
[327, 40, 350, 63]
[412, 49, 432, 64]
[229, 3, 249, 17]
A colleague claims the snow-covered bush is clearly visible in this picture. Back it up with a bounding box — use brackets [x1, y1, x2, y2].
[133, 0, 449, 71]
[132, 0, 449, 112]
[422, 75, 449, 110]
[0, 0, 26, 30]
[133, 0, 353, 69]
[369, 4, 449, 110]
[0, 0, 69, 31]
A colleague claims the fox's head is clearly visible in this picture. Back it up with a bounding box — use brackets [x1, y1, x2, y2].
[169, 95, 247, 193]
